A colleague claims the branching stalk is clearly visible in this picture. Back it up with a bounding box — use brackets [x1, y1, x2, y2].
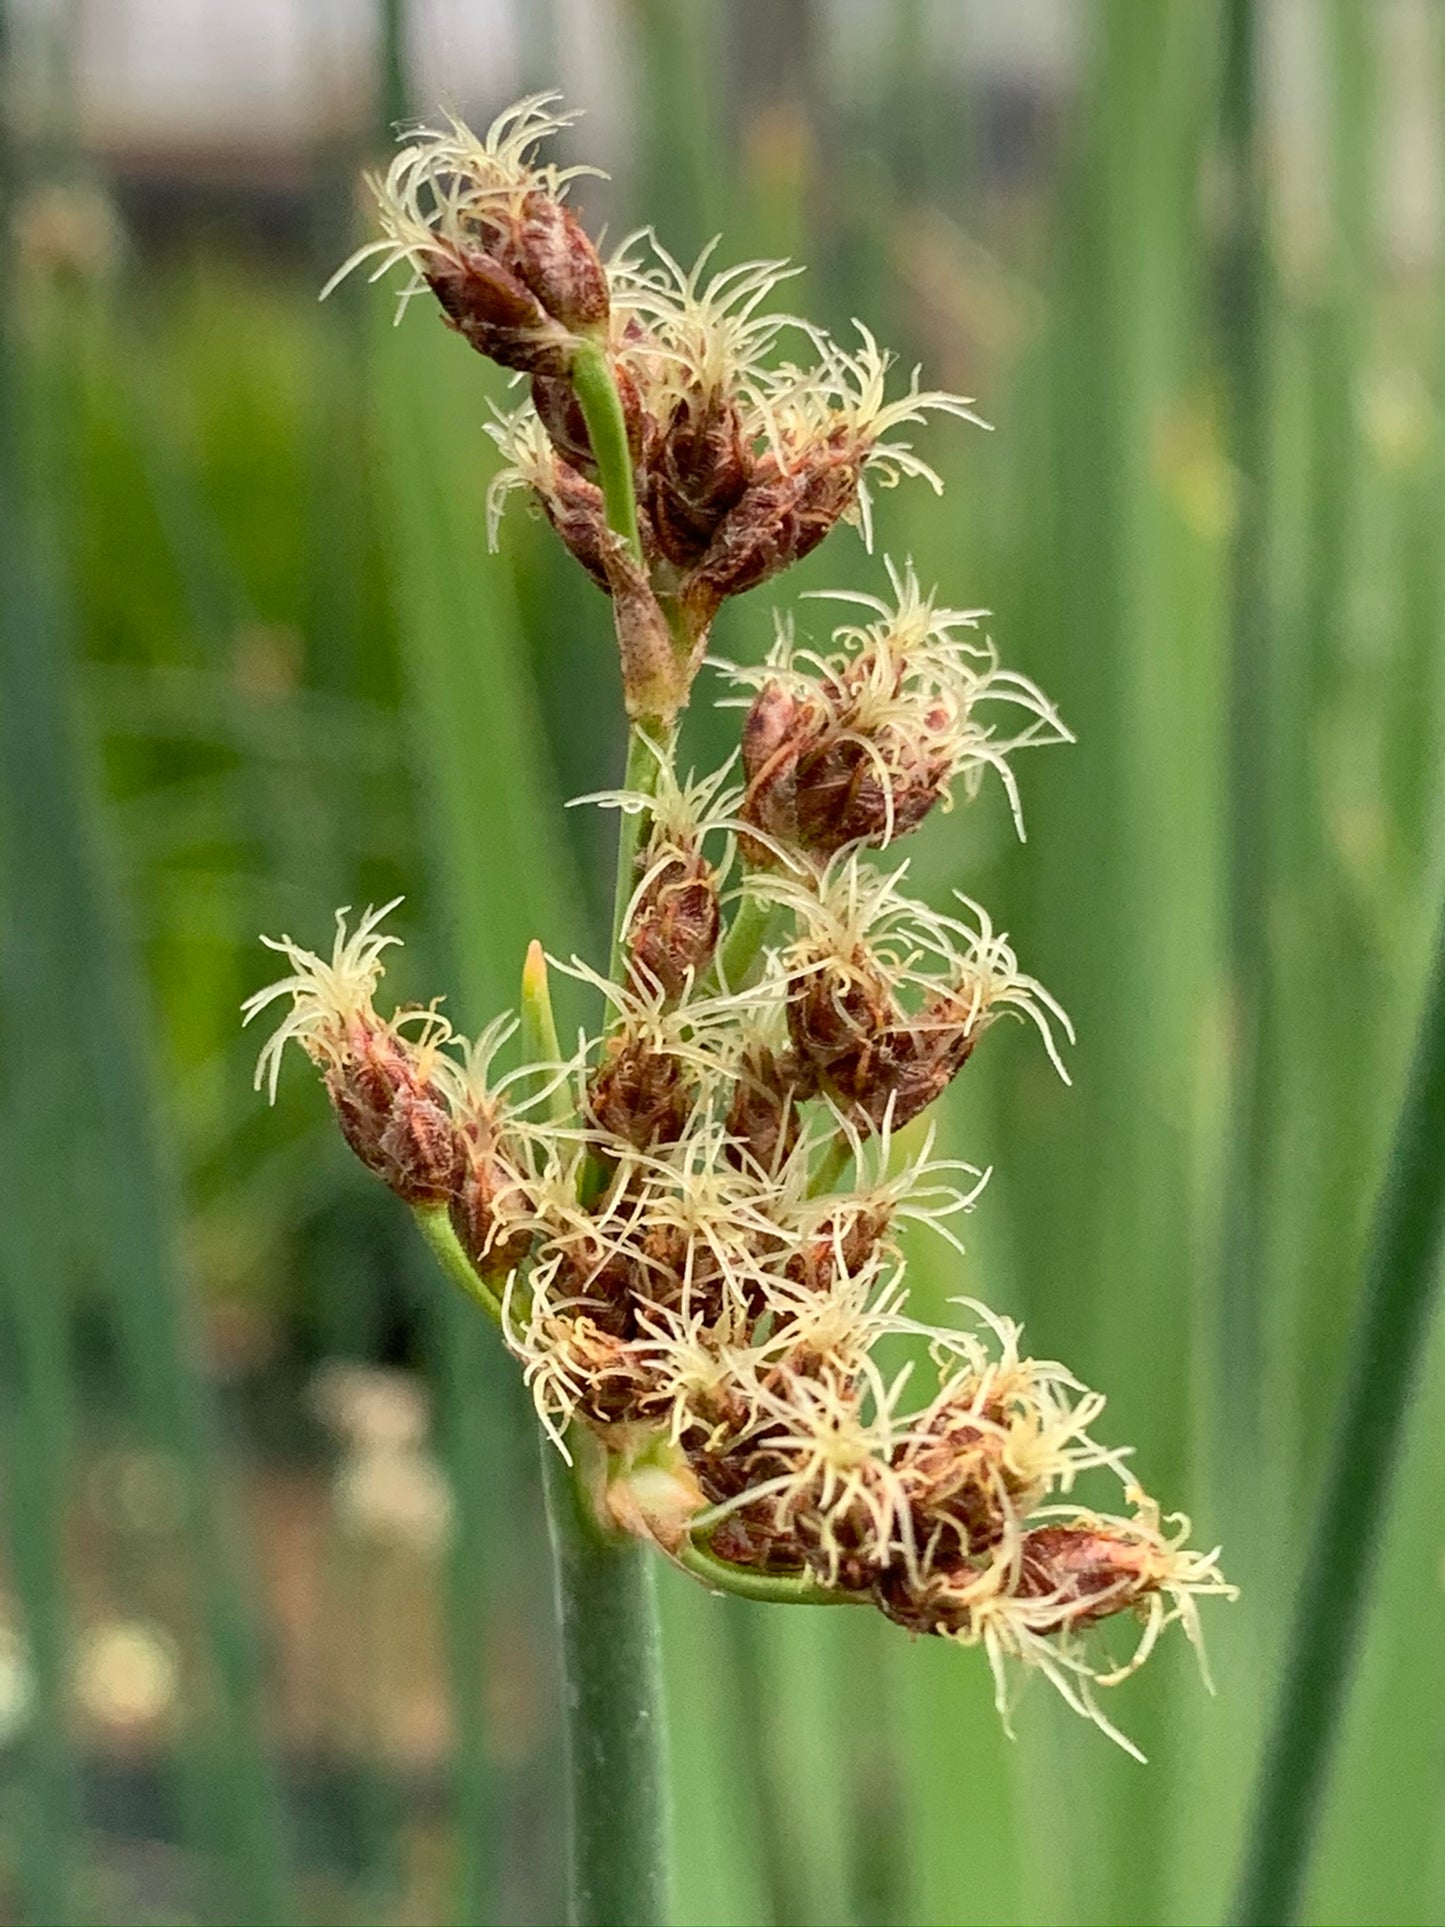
[677, 1536, 869, 1606]
[412, 1204, 503, 1325]
[609, 726, 669, 980]
[570, 338, 643, 567]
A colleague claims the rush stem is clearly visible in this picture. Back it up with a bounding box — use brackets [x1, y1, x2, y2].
[540, 1434, 669, 1927]
[523, 870, 671, 1925]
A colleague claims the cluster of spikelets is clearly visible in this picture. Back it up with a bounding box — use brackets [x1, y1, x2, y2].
[254, 95, 1235, 1757]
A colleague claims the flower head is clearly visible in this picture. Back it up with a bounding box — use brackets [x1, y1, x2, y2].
[324, 98, 609, 374]
[243, 901, 463, 1203]
[242, 899, 408, 1101]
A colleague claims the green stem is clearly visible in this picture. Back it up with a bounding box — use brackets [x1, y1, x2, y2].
[523, 935, 671, 1925]
[567, 340, 674, 994]
[717, 890, 778, 991]
[570, 337, 642, 566]
[808, 1131, 854, 1199]
[412, 1203, 503, 1326]
[541, 1437, 669, 1926]
[1230, 902, 1445, 1925]
[676, 1536, 869, 1607]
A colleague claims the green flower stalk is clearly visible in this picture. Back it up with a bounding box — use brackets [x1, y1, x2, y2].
[247, 92, 1237, 1910]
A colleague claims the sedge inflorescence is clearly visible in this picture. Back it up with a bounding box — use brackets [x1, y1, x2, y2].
[252, 96, 1235, 1756]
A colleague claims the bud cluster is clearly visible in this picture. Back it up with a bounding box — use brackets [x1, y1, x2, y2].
[261, 99, 1236, 1757]
[331, 94, 979, 721]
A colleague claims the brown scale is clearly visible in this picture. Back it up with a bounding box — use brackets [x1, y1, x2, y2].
[786, 957, 898, 1077]
[792, 721, 952, 856]
[644, 392, 753, 571]
[737, 681, 822, 863]
[499, 193, 610, 332]
[782, 1205, 891, 1295]
[551, 1314, 660, 1428]
[870, 1557, 975, 1636]
[426, 248, 574, 378]
[843, 1020, 977, 1135]
[532, 459, 612, 591]
[741, 663, 953, 859]
[724, 1042, 812, 1175]
[689, 1442, 811, 1576]
[548, 1233, 638, 1338]
[1012, 1523, 1157, 1636]
[623, 1219, 732, 1329]
[325, 1014, 463, 1206]
[679, 433, 862, 630]
[791, 983, 985, 1138]
[730, 1420, 891, 1593]
[586, 1032, 697, 1149]
[791, 1499, 884, 1595]
[626, 847, 720, 1002]
[448, 1111, 534, 1280]
[890, 1395, 1024, 1559]
[693, 1398, 886, 1593]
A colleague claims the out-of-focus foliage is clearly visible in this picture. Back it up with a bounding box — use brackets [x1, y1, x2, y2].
[2, 2, 1443, 1922]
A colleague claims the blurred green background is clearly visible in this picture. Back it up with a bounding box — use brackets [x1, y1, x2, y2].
[3, 0, 1444, 1921]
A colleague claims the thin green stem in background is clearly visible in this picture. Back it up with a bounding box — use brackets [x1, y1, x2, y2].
[809, 1132, 854, 1199]
[1216, 0, 1271, 1466]
[1231, 902, 1445, 1924]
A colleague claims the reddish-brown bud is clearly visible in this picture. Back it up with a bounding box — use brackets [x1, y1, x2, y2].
[740, 677, 952, 861]
[737, 681, 818, 862]
[891, 1396, 1027, 1559]
[785, 972, 981, 1136]
[783, 1206, 890, 1296]
[725, 1043, 812, 1174]
[1013, 1524, 1156, 1634]
[794, 727, 951, 854]
[785, 962, 899, 1081]
[422, 186, 609, 379]
[535, 460, 612, 590]
[425, 247, 577, 378]
[680, 440, 860, 629]
[586, 1035, 696, 1149]
[645, 394, 753, 571]
[324, 1016, 463, 1205]
[626, 849, 720, 1001]
[448, 1113, 533, 1280]
[508, 194, 609, 334]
